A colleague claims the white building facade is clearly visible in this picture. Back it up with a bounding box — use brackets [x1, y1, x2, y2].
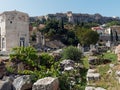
[0, 10, 29, 51]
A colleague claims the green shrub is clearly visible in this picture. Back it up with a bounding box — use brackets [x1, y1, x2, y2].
[39, 53, 55, 68]
[58, 68, 86, 90]
[6, 66, 15, 74]
[10, 46, 39, 67]
[61, 46, 82, 62]
[102, 52, 117, 63]
[18, 70, 34, 75]
[30, 64, 60, 82]
[58, 72, 70, 90]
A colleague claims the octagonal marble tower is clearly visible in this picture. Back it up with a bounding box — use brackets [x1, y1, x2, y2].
[0, 10, 29, 51]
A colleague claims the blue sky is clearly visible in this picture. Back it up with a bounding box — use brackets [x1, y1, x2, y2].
[0, 0, 119, 17]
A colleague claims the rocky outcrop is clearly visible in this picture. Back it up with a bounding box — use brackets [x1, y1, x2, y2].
[116, 70, 120, 77]
[30, 11, 120, 25]
[85, 86, 106, 90]
[115, 45, 120, 54]
[51, 49, 62, 61]
[115, 45, 120, 61]
[117, 54, 120, 62]
[87, 69, 100, 83]
[88, 56, 98, 65]
[32, 77, 59, 90]
[0, 76, 15, 90]
[13, 75, 32, 90]
[90, 48, 99, 56]
[115, 70, 120, 83]
[0, 81, 15, 90]
[60, 59, 75, 71]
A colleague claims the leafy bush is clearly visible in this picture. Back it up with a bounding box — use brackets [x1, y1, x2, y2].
[58, 68, 85, 90]
[75, 26, 99, 46]
[6, 66, 15, 74]
[18, 70, 34, 75]
[39, 53, 55, 68]
[10, 46, 39, 67]
[30, 64, 60, 82]
[58, 72, 70, 90]
[61, 46, 82, 62]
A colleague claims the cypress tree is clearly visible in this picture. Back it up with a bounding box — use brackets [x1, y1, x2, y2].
[115, 30, 118, 41]
[110, 29, 113, 42]
[59, 18, 64, 29]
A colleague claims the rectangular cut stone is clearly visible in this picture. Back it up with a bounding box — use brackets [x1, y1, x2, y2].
[32, 77, 59, 90]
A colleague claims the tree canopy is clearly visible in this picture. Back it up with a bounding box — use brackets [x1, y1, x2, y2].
[106, 21, 120, 27]
[74, 26, 99, 46]
[38, 19, 99, 46]
[40, 19, 79, 46]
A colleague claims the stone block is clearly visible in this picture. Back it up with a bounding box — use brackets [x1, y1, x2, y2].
[32, 77, 59, 90]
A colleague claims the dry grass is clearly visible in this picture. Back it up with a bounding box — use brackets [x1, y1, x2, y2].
[95, 63, 120, 90]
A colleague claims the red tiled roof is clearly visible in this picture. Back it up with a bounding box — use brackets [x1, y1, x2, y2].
[91, 27, 104, 30]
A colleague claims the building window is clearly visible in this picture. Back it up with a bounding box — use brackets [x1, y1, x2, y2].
[0, 19, 3, 23]
[20, 37, 25, 47]
[2, 37, 5, 49]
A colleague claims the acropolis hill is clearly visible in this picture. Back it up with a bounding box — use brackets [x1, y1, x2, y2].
[30, 11, 120, 24]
